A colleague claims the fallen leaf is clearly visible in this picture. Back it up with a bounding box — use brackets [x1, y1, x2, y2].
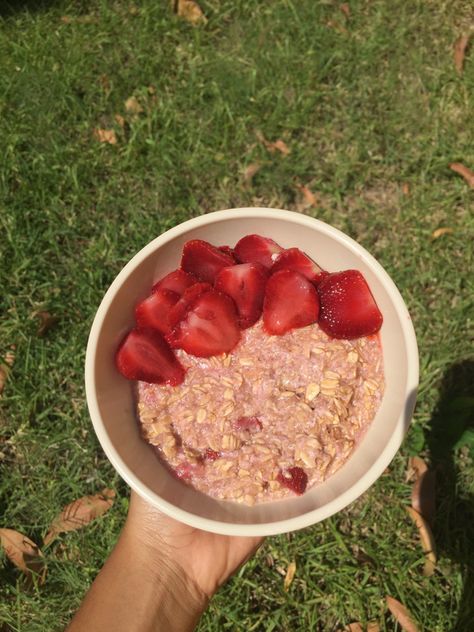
[265, 553, 274, 567]
[175, 0, 207, 25]
[340, 3, 351, 18]
[283, 560, 296, 591]
[406, 456, 427, 482]
[406, 507, 437, 576]
[449, 162, 474, 188]
[326, 20, 348, 34]
[93, 128, 117, 145]
[124, 96, 143, 115]
[412, 470, 436, 526]
[243, 163, 261, 183]
[34, 311, 59, 337]
[44, 488, 115, 546]
[454, 34, 470, 75]
[386, 596, 420, 632]
[114, 114, 126, 129]
[345, 623, 380, 632]
[401, 183, 410, 196]
[256, 131, 291, 155]
[296, 184, 318, 209]
[431, 227, 453, 240]
[0, 365, 7, 396]
[0, 529, 46, 582]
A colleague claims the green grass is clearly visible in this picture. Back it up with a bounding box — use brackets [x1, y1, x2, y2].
[1, 0, 473, 630]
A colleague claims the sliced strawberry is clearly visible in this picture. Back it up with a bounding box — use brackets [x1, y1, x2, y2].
[167, 289, 241, 357]
[181, 240, 235, 283]
[214, 263, 268, 329]
[263, 269, 319, 335]
[277, 467, 308, 495]
[271, 248, 325, 284]
[234, 234, 283, 269]
[217, 245, 237, 261]
[116, 328, 185, 385]
[135, 288, 180, 335]
[204, 448, 220, 461]
[167, 282, 212, 330]
[317, 270, 383, 339]
[234, 416, 262, 433]
[152, 269, 197, 296]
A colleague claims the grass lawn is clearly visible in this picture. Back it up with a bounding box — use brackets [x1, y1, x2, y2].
[1, 0, 473, 630]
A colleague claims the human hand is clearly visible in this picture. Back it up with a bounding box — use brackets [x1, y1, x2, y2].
[124, 491, 264, 600]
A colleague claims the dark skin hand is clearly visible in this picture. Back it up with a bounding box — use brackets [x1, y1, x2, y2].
[68, 491, 264, 632]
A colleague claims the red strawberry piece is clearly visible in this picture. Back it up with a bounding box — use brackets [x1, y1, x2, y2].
[271, 248, 325, 284]
[217, 245, 237, 261]
[167, 288, 241, 357]
[181, 240, 235, 283]
[263, 269, 320, 335]
[205, 448, 220, 461]
[234, 416, 262, 433]
[317, 270, 383, 339]
[167, 282, 212, 330]
[234, 234, 283, 269]
[214, 262, 268, 329]
[151, 269, 197, 296]
[116, 328, 185, 385]
[135, 288, 180, 335]
[277, 467, 308, 495]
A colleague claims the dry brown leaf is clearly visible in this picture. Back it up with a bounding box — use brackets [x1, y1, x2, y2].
[35, 311, 59, 337]
[296, 184, 318, 209]
[124, 96, 143, 115]
[175, 0, 207, 25]
[406, 507, 437, 576]
[256, 131, 291, 156]
[326, 20, 348, 34]
[431, 227, 453, 240]
[0, 365, 7, 396]
[454, 34, 470, 75]
[401, 183, 410, 196]
[283, 560, 296, 591]
[345, 624, 380, 632]
[449, 162, 474, 188]
[243, 163, 261, 183]
[340, 3, 351, 18]
[44, 488, 115, 546]
[93, 128, 117, 145]
[114, 114, 126, 129]
[0, 529, 46, 582]
[386, 596, 420, 632]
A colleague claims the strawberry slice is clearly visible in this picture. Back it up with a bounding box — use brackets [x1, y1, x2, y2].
[271, 248, 325, 284]
[217, 245, 237, 261]
[263, 269, 320, 335]
[167, 288, 241, 357]
[214, 263, 268, 329]
[116, 328, 185, 385]
[234, 234, 283, 269]
[167, 282, 212, 330]
[181, 240, 235, 283]
[234, 416, 262, 433]
[135, 288, 180, 335]
[277, 467, 308, 495]
[317, 270, 383, 339]
[152, 269, 197, 296]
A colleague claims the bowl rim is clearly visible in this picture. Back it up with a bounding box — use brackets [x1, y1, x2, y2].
[85, 207, 419, 536]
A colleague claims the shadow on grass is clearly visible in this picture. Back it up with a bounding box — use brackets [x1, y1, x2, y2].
[0, 0, 61, 17]
[427, 360, 474, 632]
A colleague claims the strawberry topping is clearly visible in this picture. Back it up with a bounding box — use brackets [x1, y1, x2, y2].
[181, 240, 235, 283]
[263, 269, 320, 335]
[116, 328, 185, 385]
[167, 288, 241, 357]
[152, 269, 197, 296]
[234, 234, 283, 269]
[167, 282, 212, 330]
[217, 245, 237, 261]
[204, 448, 220, 461]
[234, 416, 263, 433]
[277, 467, 308, 495]
[271, 247, 325, 284]
[214, 262, 268, 329]
[317, 270, 383, 339]
[135, 288, 180, 335]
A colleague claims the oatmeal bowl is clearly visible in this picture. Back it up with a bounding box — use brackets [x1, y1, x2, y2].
[85, 208, 418, 536]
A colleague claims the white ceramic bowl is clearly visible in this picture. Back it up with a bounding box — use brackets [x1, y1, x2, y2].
[85, 208, 418, 536]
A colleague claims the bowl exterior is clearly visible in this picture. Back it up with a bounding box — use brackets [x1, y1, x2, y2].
[85, 208, 418, 535]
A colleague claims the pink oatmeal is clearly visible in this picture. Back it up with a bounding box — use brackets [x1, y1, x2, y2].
[137, 321, 384, 505]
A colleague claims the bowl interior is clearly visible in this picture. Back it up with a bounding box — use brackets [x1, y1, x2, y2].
[87, 209, 418, 535]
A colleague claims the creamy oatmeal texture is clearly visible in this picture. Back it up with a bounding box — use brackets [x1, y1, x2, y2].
[137, 321, 384, 505]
